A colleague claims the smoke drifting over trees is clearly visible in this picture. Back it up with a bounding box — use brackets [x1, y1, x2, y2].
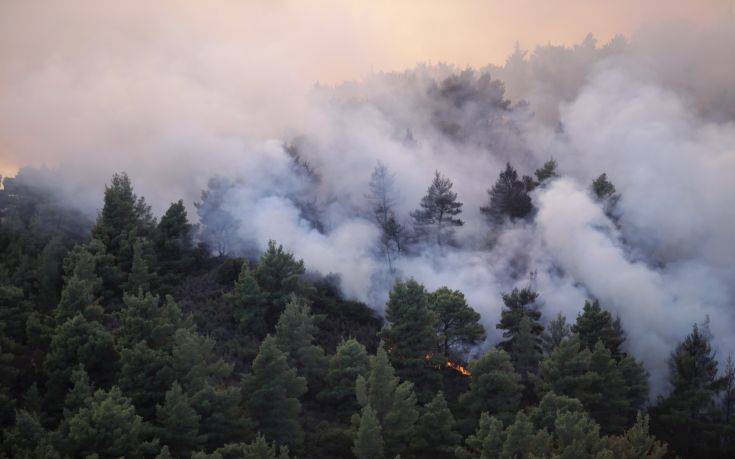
[2, 0, 735, 408]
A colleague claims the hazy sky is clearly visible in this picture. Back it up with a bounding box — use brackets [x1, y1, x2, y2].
[0, 0, 729, 177]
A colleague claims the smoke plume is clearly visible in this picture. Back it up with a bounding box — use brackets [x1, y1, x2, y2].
[2, 1, 734, 394]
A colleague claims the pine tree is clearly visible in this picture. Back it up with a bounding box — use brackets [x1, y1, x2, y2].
[384, 379, 419, 457]
[538, 336, 594, 413]
[224, 261, 268, 340]
[481, 162, 533, 224]
[44, 314, 119, 417]
[255, 241, 305, 328]
[542, 312, 571, 355]
[0, 326, 19, 428]
[534, 159, 559, 185]
[275, 295, 328, 391]
[539, 336, 647, 434]
[169, 328, 232, 394]
[356, 346, 396, 421]
[496, 287, 543, 353]
[119, 341, 175, 420]
[587, 341, 629, 433]
[56, 245, 102, 322]
[465, 394, 665, 459]
[2, 409, 59, 457]
[605, 413, 667, 459]
[572, 299, 626, 358]
[550, 410, 606, 457]
[463, 412, 505, 458]
[411, 391, 461, 456]
[119, 291, 182, 350]
[382, 279, 439, 394]
[353, 405, 384, 459]
[63, 364, 93, 415]
[529, 391, 585, 432]
[156, 382, 205, 457]
[37, 236, 66, 306]
[410, 171, 464, 248]
[355, 345, 419, 457]
[66, 386, 153, 458]
[511, 316, 542, 405]
[591, 172, 621, 220]
[242, 335, 307, 448]
[191, 382, 255, 451]
[318, 339, 370, 413]
[502, 411, 550, 458]
[199, 435, 290, 459]
[91, 172, 155, 273]
[155, 200, 194, 286]
[366, 162, 403, 270]
[429, 286, 486, 358]
[194, 176, 240, 256]
[651, 322, 725, 458]
[460, 348, 523, 424]
[125, 237, 156, 294]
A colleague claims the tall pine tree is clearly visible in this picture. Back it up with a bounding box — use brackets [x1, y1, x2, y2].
[481, 163, 533, 224]
[410, 171, 464, 248]
[241, 335, 307, 448]
[382, 279, 439, 395]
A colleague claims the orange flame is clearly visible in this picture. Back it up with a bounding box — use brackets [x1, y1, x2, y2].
[446, 359, 471, 376]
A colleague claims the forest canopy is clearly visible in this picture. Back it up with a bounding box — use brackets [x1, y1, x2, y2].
[1, 164, 733, 458]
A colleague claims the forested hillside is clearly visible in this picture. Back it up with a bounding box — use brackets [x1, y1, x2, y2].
[2, 4, 735, 457]
[1, 169, 733, 459]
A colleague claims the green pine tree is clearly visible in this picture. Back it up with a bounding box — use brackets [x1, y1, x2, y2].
[125, 237, 156, 294]
[44, 314, 118, 417]
[156, 382, 205, 457]
[355, 345, 419, 458]
[382, 279, 439, 395]
[318, 338, 370, 413]
[542, 312, 571, 355]
[255, 241, 305, 328]
[66, 386, 153, 457]
[496, 287, 543, 354]
[155, 200, 194, 288]
[429, 287, 486, 358]
[651, 322, 725, 458]
[459, 348, 522, 424]
[463, 412, 505, 458]
[412, 391, 461, 456]
[242, 335, 307, 448]
[353, 405, 384, 459]
[481, 162, 533, 224]
[572, 299, 626, 358]
[410, 171, 464, 247]
[224, 260, 269, 340]
[511, 316, 542, 405]
[275, 295, 328, 391]
[119, 342, 175, 419]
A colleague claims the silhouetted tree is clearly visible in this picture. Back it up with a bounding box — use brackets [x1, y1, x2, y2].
[428, 286, 485, 358]
[481, 163, 533, 224]
[411, 171, 464, 248]
[366, 162, 403, 270]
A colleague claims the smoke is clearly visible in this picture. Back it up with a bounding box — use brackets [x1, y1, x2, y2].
[2, 2, 734, 394]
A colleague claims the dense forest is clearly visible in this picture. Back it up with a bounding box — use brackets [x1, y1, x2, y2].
[2, 3, 735, 457]
[1, 165, 733, 459]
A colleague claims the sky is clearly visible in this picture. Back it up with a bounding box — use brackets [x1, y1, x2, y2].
[0, 0, 730, 178]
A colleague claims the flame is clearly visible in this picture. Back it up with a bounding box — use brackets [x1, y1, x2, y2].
[387, 346, 471, 377]
[446, 359, 471, 376]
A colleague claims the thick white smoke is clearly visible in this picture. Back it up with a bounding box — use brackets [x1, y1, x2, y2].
[2, 3, 734, 395]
